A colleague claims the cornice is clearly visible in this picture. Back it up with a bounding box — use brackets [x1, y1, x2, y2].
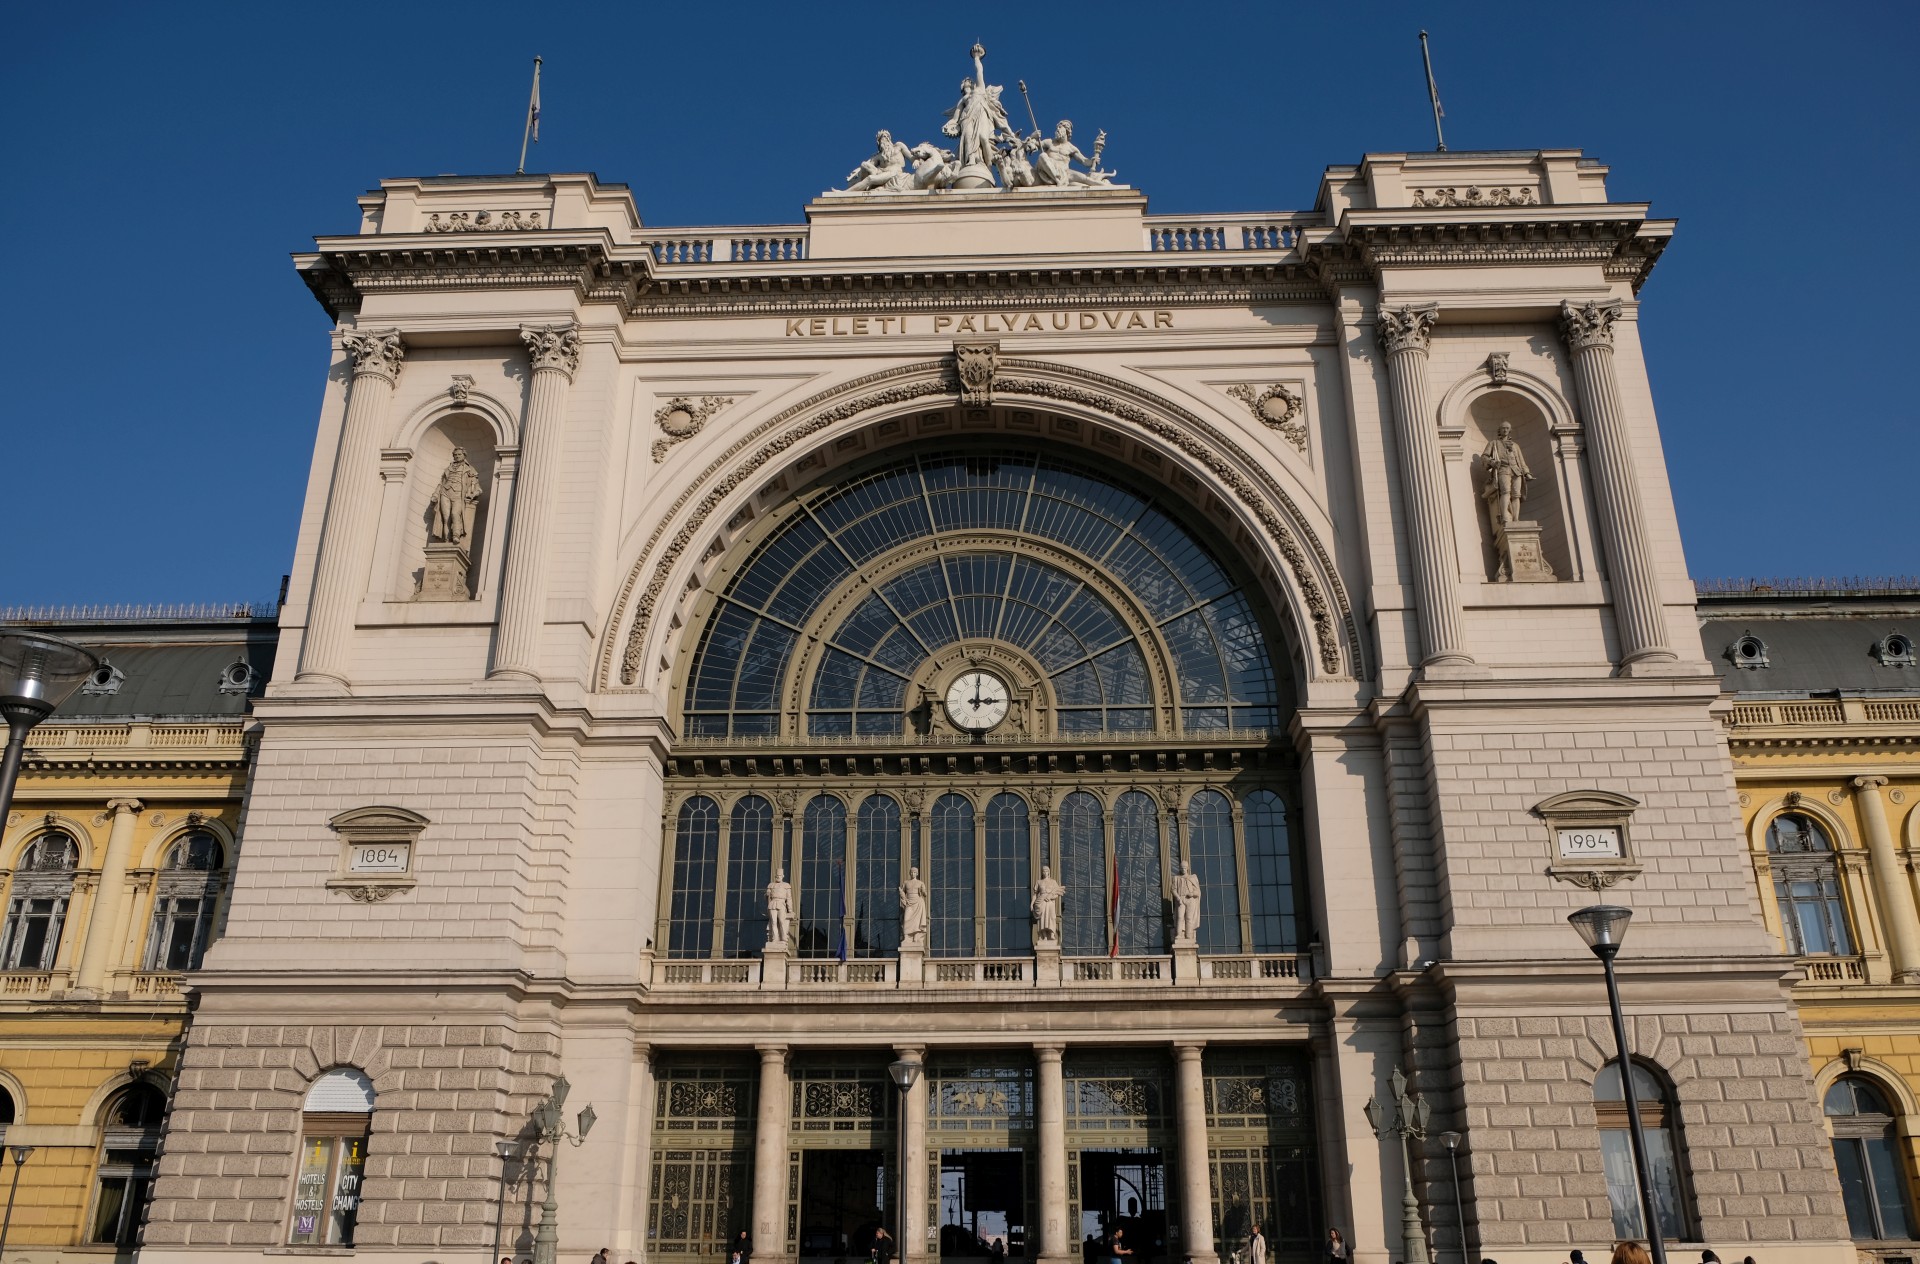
[1307, 213, 1672, 294]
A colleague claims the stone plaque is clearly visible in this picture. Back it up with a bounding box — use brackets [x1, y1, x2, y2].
[1555, 826, 1622, 860]
[348, 843, 411, 873]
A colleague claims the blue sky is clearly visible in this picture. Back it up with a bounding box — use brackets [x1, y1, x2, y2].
[5, 2, 1914, 604]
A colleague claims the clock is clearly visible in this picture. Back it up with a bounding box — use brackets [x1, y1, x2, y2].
[944, 669, 1010, 733]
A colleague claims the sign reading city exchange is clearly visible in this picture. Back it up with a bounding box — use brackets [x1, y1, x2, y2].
[785, 309, 1177, 337]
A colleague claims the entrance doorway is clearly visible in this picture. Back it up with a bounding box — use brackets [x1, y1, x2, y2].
[1077, 1149, 1168, 1264]
[939, 1149, 1027, 1259]
[800, 1150, 890, 1259]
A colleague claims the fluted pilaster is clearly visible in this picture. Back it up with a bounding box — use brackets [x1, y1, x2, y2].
[1377, 304, 1472, 668]
[298, 329, 405, 686]
[491, 323, 580, 680]
[1559, 300, 1674, 668]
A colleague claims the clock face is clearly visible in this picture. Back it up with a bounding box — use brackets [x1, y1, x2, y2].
[944, 670, 1010, 732]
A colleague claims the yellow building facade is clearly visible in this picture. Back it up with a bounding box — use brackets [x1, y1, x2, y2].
[0, 606, 272, 1262]
[1705, 581, 1920, 1257]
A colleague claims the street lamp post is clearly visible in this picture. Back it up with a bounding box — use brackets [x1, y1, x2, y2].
[1363, 1066, 1431, 1264]
[0, 1145, 36, 1258]
[1437, 1131, 1467, 1264]
[888, 1058, 923, 1264]
[0, 631, 101, 819]
[1567, 905, 1667, 1264]
[529, 1075, 598, 1264]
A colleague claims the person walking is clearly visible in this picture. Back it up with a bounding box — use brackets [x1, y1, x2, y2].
[732, 1230, 754, 1264]
[872, 1225, 896, 1264]
[1249, 1223, 1267, 1264]
[1328, 1229, 1349, 1264]
[1108, 1226, 1134, 1264]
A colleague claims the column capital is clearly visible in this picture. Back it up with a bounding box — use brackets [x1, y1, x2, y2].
[754, 1042, 789, 1062]
[1375, 303, 1439, 356]
[893, 1043, 926, 1061]
[1171, 1040, 1206, 1059]
[1032, 1042, 1065, 1061]
[520, 322, 581, 380]
[1854, 775, 1892, 793]
[340, 327, 407, 381]
[1559, 298, 1622, 353]
[106, 798, 143, 817]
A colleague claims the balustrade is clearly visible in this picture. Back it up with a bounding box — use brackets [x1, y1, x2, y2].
[650, 951, 1303, 989]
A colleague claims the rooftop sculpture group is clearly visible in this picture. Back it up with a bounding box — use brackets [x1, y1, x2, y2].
[830, 44, 1120, 196]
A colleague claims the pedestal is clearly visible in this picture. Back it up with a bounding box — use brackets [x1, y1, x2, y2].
[898, 946, 925, 986]
[1493, 519, 1555, 583]
[951, 163, 996, 190]
[1172, 941, 1199, 987]
[1034, 944, 1061, 987]
[760, 943, 788, 990]
[418, 540, 472, 600]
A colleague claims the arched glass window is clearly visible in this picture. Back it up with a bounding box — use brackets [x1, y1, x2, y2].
[289, 1068, 374, 1247]
[1059, 793, 1107, 955]
[723, 797, 774, 956]
[1767, 813, 1852, 956]
[854, 796, 901, 957]
[798, 796, 846, 959]
[3, 830, 78, 971]
[1244, 791, 1298, 952]
[930, 793, 975, 957]
[89, 1082, 166, 1246]
[1187, 790, 1241, 953]
[668, 797, 719, 959]
[1827, 1075, 1918, 1241]
[1594, 1061, 1687, 1241]
[1113, 791, 1164, 955]
[984, 794, 1032, 958]
[145, 831, 225, 972]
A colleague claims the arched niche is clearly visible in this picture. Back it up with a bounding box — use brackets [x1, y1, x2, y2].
[394, 413, 498, 600]
[1462, 390, 1573, 583]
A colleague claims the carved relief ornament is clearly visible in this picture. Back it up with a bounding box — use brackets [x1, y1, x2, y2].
[1410, 186, 1536, 207]
[954, 342, 1000, 406]
[1375, 304, 1439, 356]
[1560, 298, 1622, 353]
[1484, 352, 1510, 386]
[1224, 383, 1307, 454]
[424, 209, 545, 232]
[652, 396, 735, 463]
[449, 374, 475, 403]
[611, 364, 1354, 686]
[340, 328, 406, 381]
[520, 323, 581, 379]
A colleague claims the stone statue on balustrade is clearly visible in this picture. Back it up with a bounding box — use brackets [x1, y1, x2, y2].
[764, 869, 793, 946]
[1031, 866, 1062, 944]
[1171, 861, 1201, 945]
[1480, 421, 1555, 582]
[900, 867, 929, 948]
[429, 447, 483, 547]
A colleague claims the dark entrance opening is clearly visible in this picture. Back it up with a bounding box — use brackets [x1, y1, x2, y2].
[800, 1150, 890, 1259]
[1077, 1149, 1168, 1264]
[939, 1149, 1027, 1259]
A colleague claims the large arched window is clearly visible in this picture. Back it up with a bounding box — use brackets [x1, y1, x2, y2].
[984, 793, 1032, 958]
[144, 830, 226, 972]
[930, 793, 976, 958]
[1113, 792, 1165, 954]
[798, 796, 846, 959]
[3, 830, 78, 971]
[723, 797, 774, 956]
[1767, 812, 1853, 956]
[1594, 1060, 1688, 1241]
[1244, 791, 1298, 951]
[854, 796, 901, 957]
[1827, 1075, 1918, 1241]
[289, 1068, 375, 1247]
[668, 797, 720, 959]
[1187, 790, 1241, 953]
[89, 1081, 167, 1246]
[1059, 793, 1107, 955]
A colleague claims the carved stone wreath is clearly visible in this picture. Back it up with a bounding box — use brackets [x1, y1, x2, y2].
[1224, 384, 1307, 454]
[652, 396, 735, 463]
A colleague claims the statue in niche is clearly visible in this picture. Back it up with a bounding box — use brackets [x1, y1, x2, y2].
[429, 447, 484, 547]
[1171, 860, 1202, 945]
[1032, 120, 1113, 187]
[1031, 865, 1062, 944]
[1480, 421, 1533, 526]
[899, 866, 929, 948]
[765, 869, 792, 946]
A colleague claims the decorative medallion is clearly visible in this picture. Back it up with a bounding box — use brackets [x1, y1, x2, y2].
[652, 396, 735, 463]
[1224, 383, 1307, 454]
[954, 342, 1000, 406]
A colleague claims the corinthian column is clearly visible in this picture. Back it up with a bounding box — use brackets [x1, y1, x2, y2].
[751, 1044, 790, 1263]
[1559, 300, 1675, 668]
[298, 329, 406, 686]
[1853, 777, 1920, 981]
[73, 798, 141, 995]
[1376, 305, 1472, 669]
[1172, 1042, 1218, 1264]
[489, 323, 581, 680]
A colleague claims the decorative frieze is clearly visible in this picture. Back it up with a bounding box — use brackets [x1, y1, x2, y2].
[1410, 186, 1537, 207]
[1224, 383, 1307, 454]
[423, 209, 545, 232]
[653, 396, 735, 463]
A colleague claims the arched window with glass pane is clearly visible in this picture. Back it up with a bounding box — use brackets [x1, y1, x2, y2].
[1186, 790, 1241, 953]
[289, 1068, 375, 1247]
[855, 796, 901, 957]
[930, 793, 975, 957]
[723, 797, 774, 956]
[1767, 813, 1853, 956]
[798, 796, 846, 959]
[668, 797, 719, 959]
[1593, 1060, 1688, 1241]
[145, 830, 225, 972]
[89, 1081, 167, 1247]
[1244, 790, 1298, 951]
[1113, 791, 1164, 955]
[1059, 793, 1107, 955]
[1827, 1075, 1918, 1241]
[985, 793, 1032, 958]
[3, 830, 78, 971]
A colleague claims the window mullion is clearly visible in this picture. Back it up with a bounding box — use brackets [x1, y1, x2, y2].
[974, 793, 987, 957]
[711, 803, 733, 960]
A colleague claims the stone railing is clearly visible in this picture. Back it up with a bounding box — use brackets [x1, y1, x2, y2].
[1145, 214, 1314, 253]
[648, 951, 1307, 990]
[27, 722, 247, 754]
[1864, 700, 1920, 723]
[643, 229, 809, 265]
[0, 970, 71, 1000]
[1729, 701, 1847, 728]
[121, 970, 185, 998]
[1798, 955, 1867, 984]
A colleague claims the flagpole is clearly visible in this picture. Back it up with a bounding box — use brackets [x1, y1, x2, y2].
[1418, 31, 1447, 152]
[517, 55, 542, 175]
